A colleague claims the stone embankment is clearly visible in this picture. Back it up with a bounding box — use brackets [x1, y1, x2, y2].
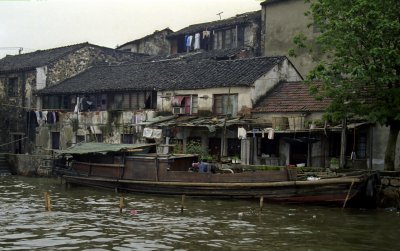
[0, 153, 12, 176]
[378, 172, 400, 209]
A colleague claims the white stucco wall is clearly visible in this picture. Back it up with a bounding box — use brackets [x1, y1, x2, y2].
[157, 86, 251, 113]
[157, 58, 302, 114]
[372, 124, 400, 170]
[251, 58, 302, 104]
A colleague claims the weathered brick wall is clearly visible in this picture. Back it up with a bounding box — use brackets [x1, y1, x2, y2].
[0, 71, 36, 153]
[46, 45, 137, 87]
[7, 153, 51, 176]
[137, 30, 171, 56]
[119, 30, 171, 56]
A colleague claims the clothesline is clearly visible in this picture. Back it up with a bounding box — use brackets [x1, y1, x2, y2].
[1, 103, 67, 111]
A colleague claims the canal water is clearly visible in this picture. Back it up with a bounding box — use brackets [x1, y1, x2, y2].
[0, 176, 399, 251]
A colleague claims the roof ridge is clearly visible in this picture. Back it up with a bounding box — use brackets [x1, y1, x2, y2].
[168, 10, 261, 37]
[12, 42, 89, 57]
[185, 10, 260, 28]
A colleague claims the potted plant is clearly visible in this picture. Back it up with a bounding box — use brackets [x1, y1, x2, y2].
[232, 155, 241, 164]
[330, 157, 339, 169]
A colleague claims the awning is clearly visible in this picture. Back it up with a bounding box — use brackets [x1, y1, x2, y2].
[171, 96, 186, 106]
[282, 137, 320, 144]
[347, 122, 370, 129]
[55, 143, 155, 155]
[155, 116, 249, 129]
[331, 122, 371, 131]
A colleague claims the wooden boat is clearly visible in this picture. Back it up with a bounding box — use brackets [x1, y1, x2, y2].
[56, 143, 377, 206]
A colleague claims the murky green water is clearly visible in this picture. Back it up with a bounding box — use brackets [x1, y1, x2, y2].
[0, 176, 399, 251]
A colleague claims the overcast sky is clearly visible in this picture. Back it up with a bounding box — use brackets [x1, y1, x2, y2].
[0, 0, 261, 58]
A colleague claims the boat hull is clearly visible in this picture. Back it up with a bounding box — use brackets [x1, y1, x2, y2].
[64, 175, 365, 205]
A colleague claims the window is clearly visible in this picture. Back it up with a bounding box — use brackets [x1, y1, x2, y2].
[237, 26, 245, 47]
[8, 77, 18, 97]
[114, 94, 123, 110]
[213, 94, 238, 116]
[357, 135, 367, 158]
[42, 95, 62, 109]
[76, 135, 85, 144]
[227, 138, 241, 157]
[346, 132, 367, 159]
[109, 92, 156, 111]
[122, 93, 130, 110]
[49, 96, 61, 109]
[329, 133, 341, 157]
[98, 94, 107, 111]
[94, 134, 103, 142]
[61, 95, 70, 110]
[121, 134, 134, 144]
[172, 95, 198, 114]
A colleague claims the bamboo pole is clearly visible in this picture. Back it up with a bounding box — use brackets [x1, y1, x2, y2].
[119, 195, 125, 213]
[44, 192, 52, 211]
[181, 194, 186, 214]
[342, 179, 355, 209]
[44, 192, 48, 211]
[259, 196, 264, 212]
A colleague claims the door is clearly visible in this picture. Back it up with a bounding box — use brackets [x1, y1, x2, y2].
[208, 138, 221, 160]
[290, 141, 307, 166]
[12, 134, 23, 154]
[51, 132, 60, 150]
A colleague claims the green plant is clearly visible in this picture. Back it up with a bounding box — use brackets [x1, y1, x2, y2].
[185, 140, 210, 160]
[293, 0, 400, 170]
[330, 157, 338, 165]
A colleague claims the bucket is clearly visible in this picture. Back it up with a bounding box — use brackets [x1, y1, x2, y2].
[288, 116, 305, 130]
[272, 117, 288, 130]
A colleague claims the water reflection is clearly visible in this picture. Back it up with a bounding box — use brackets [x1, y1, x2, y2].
[0, 176, 399, 250]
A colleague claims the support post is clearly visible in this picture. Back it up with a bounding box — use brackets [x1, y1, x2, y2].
[340, 118, 347, 168]
[44, 192, 51, 212]
[259, 196, 264, 212]
[181, 194, 186, 214]
[119, 195, 125, 213]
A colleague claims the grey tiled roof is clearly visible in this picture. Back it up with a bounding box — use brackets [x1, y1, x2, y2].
[148, 47, 256, 61]
[0, 43, 89, 73]
[117, 28, 173, 49]
[260, 0, 288, 6]
[0, 42, 147, 73]
[167, 11, 261, 37]
[37, 56, 286, 95]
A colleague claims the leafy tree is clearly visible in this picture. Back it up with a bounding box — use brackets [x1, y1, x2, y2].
[294, 0, 400, 170]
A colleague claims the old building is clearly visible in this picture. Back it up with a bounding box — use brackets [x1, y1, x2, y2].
[0, 42, 147, 153]
[259, 0, 399, 169]
[252, 81, 331, 167]
[35, 56, 302, 160]
[251, 81, 398, 169]
[167, 11, 261, 56]
[117, 28, 173, 56]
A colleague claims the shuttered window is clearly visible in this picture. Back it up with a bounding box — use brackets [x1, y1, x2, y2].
[213, 94, 238, 116]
